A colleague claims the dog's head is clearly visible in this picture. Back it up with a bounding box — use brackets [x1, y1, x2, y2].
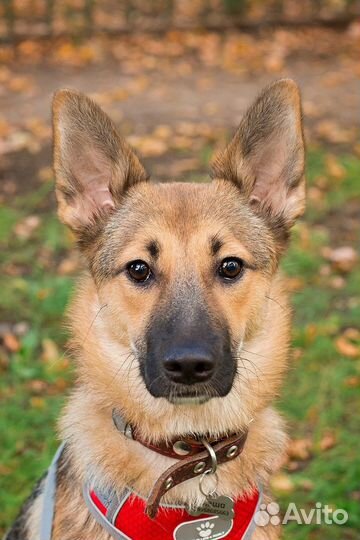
[53, 80, 305, 426]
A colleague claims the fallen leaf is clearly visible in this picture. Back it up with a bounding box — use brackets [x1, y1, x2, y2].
[292, 348, 304, 361]
[344, 376, 360, 388]
[288, 438, 312, 461]
[7, 76, 35, 94]
[270, 473, 295, 494]
[319, 432, 337, 452]
[0, 347, 10, 370]
[28, 379, 47, 394]
[286, 277, 305, 291]
[3, 333, 21, 352]
[127, 135, 168, 157]
[58, 256, 80, 275]
[153, 125, 173, 140]
[0, 117, 12, 137]
[329, 276, 346, 289]
[38, 166, 53, 182]
[303, 100, 322, 118]
[315, 120, 356, 145]
[298, 479, 314, 491]
[325, 154, 346, 180]
[14, 215, 41, 239]
[335, 329, 360, 358]
[13, 321, 28, 337]
[41, 338, 60, 363]
[0, 464, 12, 475]
[37, 289, 50, 300]
[25, 118, 51, 141]
[322, 246, 358, 273]
[30, 397, 46, 409]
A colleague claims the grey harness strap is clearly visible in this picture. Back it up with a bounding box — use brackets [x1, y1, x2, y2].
[243, 485, 263, 540]
[39, 443, 66, 540]
[83, 485, 132, 540]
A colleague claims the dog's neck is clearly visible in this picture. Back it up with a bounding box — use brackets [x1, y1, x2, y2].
[61, 391, 287, 507]
[60, 274, 289, 506]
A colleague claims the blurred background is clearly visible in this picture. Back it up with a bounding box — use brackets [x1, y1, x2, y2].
[0, 1, 359, 538]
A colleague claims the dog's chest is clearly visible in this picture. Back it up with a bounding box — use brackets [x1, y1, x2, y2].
[84, 486, 261, 540]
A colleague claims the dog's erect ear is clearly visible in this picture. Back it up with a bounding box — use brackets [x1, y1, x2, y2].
[52, 89, 148, 232]
[211, 79, 305, 228]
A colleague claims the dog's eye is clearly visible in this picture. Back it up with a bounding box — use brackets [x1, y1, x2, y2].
[127, 260, 152, 283]
[218, 258, 244, 281]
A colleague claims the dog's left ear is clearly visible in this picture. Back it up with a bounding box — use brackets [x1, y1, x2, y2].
[212, 79, 305, 228]
[52, 89, 148, 234]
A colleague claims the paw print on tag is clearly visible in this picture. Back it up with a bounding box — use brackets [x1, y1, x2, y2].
[174, 515, 233, 540]
[197, 521, 215, 538]
[254, 502, 281, 527]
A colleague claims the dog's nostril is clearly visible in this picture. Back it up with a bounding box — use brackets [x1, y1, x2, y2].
[163, 354, 215, 384]
[195, 360, 213, 374]
[165, 360, 182, 373]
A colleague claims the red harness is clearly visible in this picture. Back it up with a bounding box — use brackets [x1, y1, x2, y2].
[85, 486, 260, 540]
[82, 412, 259, 539]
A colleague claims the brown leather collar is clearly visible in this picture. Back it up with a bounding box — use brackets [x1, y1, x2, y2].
[133, 428, 243, 460]
[146, 430, 248, 518]
[112, 409, 248, 518]
[112, 408, 245, 460]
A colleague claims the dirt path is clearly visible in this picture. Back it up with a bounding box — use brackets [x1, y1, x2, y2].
[2, 56, 359, 132]
[0, 28, 359, 195]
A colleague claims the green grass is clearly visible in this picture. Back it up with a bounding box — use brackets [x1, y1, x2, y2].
[0, 148, 359, 538]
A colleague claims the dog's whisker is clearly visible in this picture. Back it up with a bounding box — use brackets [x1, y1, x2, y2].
[240, 347, 269, 360]
[265, 294, 288, 312]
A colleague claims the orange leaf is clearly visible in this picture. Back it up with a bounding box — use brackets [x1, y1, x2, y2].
[3, 333, 20, 352]
[335, 335, 360, 358]
[270, 473, 295, 494]
[288, 438, 312, 461]
[319, 432, 337, 452]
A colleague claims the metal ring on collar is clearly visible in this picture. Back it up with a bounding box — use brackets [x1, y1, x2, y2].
[199, 470, 219, 498]
[201, 439, 217, 475]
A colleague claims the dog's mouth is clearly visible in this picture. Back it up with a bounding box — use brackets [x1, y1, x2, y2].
[166, 385, 219, 405]
[142, 368, 235, 404]
[169, 395, 210, 405]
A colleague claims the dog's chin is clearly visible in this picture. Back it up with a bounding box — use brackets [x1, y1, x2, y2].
[147, 383, 217, 405]
[167, 394, 212, 405]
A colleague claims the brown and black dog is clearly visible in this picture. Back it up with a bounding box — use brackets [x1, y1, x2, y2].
[6, 78, 305, 540]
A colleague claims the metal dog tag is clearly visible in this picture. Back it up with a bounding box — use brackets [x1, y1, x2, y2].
[187, 495, 234, 520]
[174, 515, 233, 540]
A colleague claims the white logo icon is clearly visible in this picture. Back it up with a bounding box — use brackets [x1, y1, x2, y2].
[254, 502, 281, 527]
[197, 521, 215, 538]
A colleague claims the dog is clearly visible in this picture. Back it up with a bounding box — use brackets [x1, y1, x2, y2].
[5, 78, 305, 540]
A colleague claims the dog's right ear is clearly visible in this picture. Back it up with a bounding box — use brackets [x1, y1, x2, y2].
[52, 89, 148, 234]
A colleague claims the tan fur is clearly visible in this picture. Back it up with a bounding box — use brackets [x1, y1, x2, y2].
[21, 80, 306, 540]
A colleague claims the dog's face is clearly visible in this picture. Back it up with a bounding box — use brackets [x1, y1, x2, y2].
[86, 181, 277, 404]
[53, 80, 305, 416]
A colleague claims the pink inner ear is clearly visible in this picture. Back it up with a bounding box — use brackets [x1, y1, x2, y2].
[67, 149, 116, 223]
[76, 179, 115, 223]
[87, 183, 115, 210]
[246, 137, 290, 212]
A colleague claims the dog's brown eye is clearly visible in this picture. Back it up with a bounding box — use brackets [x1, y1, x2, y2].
[127, 260, 152, 283]
[218, 258, 244, 281]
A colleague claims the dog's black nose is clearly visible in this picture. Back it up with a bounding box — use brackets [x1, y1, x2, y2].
[163, 348, 215, 385]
